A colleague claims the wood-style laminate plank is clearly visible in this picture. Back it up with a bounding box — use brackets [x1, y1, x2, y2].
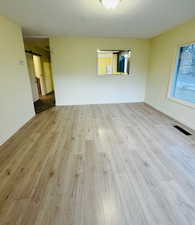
[0, 103, 195, 225]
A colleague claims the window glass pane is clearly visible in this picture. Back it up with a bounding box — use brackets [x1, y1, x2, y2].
[172, 44, 195, 103]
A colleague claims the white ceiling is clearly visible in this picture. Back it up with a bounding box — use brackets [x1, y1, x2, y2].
[0, 0, 195, 38]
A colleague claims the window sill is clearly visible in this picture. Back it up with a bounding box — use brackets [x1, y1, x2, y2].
[168, 96, 195, 109]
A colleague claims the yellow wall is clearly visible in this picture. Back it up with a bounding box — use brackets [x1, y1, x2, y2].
[50, 37, 150, 105]
[43, 61, 54, 93]
[26, 53, 39, 102]
[112, 54, 118, 74]
[0, 16, 35, 145]
[33, 55, 42, 78]
[98, 53, 113, 75]
[145, 19, 195, 130]
[97, 53, 122, 75]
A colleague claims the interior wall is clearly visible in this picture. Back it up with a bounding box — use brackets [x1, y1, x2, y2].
[145, 19, 195, 130]
[43, 60, 54, 93]
[33, 55, 46, 96]
[0, 16, 35, 145]
[26, 53, 39, 102]
[50, 37, 150, 105]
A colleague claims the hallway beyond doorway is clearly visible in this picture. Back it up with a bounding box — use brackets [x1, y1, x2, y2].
[34, 92, 55, 113]
[24, 37, 56, 113]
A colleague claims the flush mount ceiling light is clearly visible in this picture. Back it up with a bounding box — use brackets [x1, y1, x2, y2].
[100, 0, 121, 9]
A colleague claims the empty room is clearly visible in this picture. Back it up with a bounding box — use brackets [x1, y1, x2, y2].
[0, 0, 195, 224]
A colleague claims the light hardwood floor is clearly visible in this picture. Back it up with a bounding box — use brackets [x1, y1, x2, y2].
[1, 103, 195, 225]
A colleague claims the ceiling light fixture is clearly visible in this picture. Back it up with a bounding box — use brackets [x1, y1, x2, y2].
[100, 0, 121, 9]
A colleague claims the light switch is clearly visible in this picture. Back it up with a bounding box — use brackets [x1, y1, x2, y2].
[19, 60, 25, 65]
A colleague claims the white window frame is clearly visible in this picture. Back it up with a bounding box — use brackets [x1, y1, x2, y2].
[167, 41, 195, 109]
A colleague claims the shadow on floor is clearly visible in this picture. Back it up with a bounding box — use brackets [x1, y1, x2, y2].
[34, 92, 55, 114]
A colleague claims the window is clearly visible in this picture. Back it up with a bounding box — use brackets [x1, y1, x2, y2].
[170, 43, 195, 104]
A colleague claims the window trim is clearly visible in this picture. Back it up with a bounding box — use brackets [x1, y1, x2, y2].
[96, 49, 133, 76]
[167, 41, 195, 109]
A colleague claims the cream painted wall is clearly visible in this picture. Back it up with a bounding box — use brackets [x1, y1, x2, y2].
[0, 16, 35, 145]
[43, 61, 54, 93]
[145, 19, 195, 130]
[50, 37, 150, 105]
[26, 53, 39, 102]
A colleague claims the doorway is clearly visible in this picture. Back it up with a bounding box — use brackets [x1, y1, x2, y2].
[24, 38, 55, 113]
